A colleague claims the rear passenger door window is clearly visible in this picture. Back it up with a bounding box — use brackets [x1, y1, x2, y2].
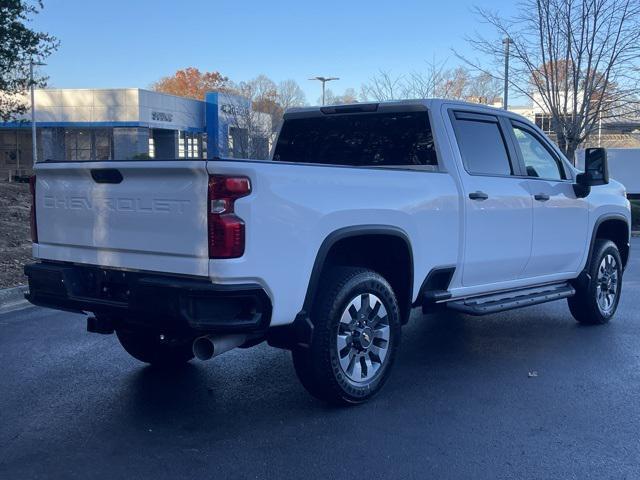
[452, 113, 513, 176]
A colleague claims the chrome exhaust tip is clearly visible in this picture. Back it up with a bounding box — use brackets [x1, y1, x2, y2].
[192, 334, 247, 361]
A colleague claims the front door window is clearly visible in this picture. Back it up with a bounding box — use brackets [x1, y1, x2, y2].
[512, 126, 565, 180]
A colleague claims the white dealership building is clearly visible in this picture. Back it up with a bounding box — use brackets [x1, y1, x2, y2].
[0, 88, 271, 179]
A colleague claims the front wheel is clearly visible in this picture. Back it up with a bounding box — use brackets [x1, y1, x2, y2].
[292, 267, 401, 405]
[568, 239, 623, 325]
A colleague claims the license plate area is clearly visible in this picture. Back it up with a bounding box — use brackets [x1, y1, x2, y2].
[68, 267, 134, 304]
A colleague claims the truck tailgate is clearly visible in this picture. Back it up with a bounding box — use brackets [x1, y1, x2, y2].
[33, 161, 210, 277]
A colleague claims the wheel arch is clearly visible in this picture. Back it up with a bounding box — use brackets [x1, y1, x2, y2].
[303, 225, 415, 324]
[588, 214, 630, 271]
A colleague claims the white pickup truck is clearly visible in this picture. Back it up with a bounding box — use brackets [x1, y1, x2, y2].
[25, 100, 631, 404]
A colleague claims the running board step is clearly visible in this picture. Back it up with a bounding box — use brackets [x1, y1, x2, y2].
[423, 289, 452, 303]
[447, 283, 575, 316]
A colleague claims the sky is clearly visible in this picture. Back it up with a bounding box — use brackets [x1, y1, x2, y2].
[31, 0, 521, 104]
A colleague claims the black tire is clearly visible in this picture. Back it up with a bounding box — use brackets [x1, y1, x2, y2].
[116, 329, 194, 366]
[568, 239, 623, 325]
[292, 267, 401, 405]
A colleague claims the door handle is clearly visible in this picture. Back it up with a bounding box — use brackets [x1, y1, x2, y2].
[534, 193, 550, 201]
[469, 191, 489, 201]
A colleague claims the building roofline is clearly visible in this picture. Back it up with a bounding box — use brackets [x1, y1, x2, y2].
[35, 87, 140, 92]
[33, 87, 208, 104]
[31, 87, 253, 105]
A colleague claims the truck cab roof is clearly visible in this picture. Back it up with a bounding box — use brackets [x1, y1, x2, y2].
[284, 98, 527, 122]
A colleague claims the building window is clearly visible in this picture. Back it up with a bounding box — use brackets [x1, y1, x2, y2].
[148, 135, 155, 159]
[535, 114, 553, 134]
[64, 129, 112, 161]
[188, 136, 197, 158]
[251, 135, 269, 160]
[228, 126, 249, 158]
[95, 130, 111, 160]
[0, 131, 18, 167]
[535, 113, 574, 135]
[65, 129, 91, 160]
[178, 131, 202, 159]
[178, 131, 185, 158]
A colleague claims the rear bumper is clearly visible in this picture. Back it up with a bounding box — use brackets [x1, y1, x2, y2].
[24, 262, 272, 334]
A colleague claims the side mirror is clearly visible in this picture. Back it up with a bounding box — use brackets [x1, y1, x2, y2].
[573, 148, 609, 198]
[584, 147, 609, 186]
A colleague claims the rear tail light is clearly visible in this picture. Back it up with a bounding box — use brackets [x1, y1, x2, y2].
[29, 175, 38, 243]
[208, 175, 251, 258]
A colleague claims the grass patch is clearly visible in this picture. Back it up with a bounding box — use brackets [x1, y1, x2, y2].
[0, 181, 32, 287]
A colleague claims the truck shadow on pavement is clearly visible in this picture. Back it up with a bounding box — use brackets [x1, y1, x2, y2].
[113, 302, 622, 439]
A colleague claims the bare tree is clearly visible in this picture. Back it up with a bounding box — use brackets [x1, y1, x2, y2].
[230, 75, 310, 135]
[438, 67, 470, 99]
[321, 87, 359, 105]
[339, 88, 359, 104]
[234, 75, 280, 118]
[404, 60, 461, 98]
[220, 79, 273, 159]
[460, 0, 640, 161]
[221, 99, 273, 160]
[227, 75, 281, 153]
[277, 79, 306, 111]
[360, 61, 498, 104]
[360, 70, 405, 101]
[274, 79, 306, 131]
[466, 72, 502, 104]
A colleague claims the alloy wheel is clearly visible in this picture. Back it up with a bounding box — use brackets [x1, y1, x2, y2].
[596, 254, 619, 315]
[336, 293, 391, 384]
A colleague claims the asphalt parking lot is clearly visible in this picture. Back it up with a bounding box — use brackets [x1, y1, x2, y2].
[1, 239, 639, 479]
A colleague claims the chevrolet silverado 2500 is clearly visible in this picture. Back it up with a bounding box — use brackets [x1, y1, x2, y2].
[25, 100, 631, 404]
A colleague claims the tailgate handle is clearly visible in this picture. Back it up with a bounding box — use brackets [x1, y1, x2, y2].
[91, 169, 123, 184]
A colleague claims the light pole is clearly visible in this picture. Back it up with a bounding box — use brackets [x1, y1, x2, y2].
[502, 37, 513, 110]
[598, 114, 602, 147]
[30, 60, 46, 166]
[309, 76, 339, 105]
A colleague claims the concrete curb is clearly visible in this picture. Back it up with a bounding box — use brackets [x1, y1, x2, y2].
[632, 231, 640, 238]
[0, 285, 29, 309]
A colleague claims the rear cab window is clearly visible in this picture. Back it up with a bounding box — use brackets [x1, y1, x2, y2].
[273, 111, 438, 169]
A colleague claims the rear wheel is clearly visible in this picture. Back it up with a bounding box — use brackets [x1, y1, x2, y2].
[292, 267, 401, 405]
[116, 329, 194, 366]
[568, 239, 623, 325]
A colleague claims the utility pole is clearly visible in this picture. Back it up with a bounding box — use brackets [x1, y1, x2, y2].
[502, 38, 512, 110]
[30, 60, 45, 166]
[598, 115, 602, 147]
[309, 76, 339, 105]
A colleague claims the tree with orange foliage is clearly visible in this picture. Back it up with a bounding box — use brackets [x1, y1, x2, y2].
[151, 67, 229, 100]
